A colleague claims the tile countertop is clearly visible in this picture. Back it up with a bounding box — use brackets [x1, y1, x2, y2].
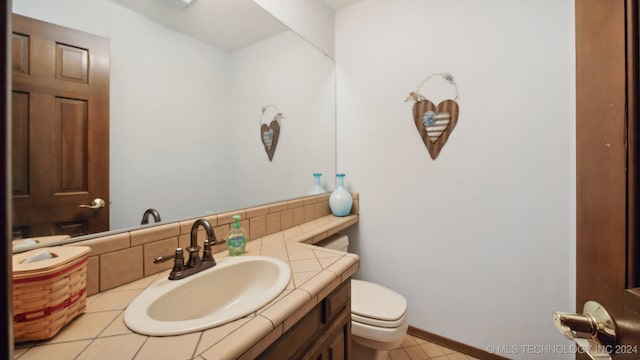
[14, 214, 359, 360]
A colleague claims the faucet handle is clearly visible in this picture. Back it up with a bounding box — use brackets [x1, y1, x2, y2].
[153, 254, 174, 264]
[171, 248, 186, 273]
[154, 248, 186, 273]
[202, 240, 215, 263]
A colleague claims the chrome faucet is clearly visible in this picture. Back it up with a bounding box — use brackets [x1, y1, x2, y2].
[140, 208, 162, 225]
[153, 218, 224, 280]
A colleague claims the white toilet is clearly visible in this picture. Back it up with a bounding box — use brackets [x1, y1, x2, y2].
[317, 235, 409, 360]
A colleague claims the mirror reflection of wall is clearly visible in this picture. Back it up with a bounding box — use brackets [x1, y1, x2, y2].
[12, 0, 336, 239]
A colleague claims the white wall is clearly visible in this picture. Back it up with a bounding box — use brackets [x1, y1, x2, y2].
[252, 0, 335, 58]
[228, 30, 336, 205]
[335, 1, 575, 359]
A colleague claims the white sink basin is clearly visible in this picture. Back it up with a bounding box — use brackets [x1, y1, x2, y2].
[124, 255, 291, 336]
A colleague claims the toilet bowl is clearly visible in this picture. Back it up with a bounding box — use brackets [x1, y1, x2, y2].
[317, 235, 408, 360]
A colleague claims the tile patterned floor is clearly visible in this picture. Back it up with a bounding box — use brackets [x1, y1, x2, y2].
[389, 334, 481, 360]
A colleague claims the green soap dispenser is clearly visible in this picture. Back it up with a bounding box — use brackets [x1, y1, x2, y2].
[227, 215, 246, 256]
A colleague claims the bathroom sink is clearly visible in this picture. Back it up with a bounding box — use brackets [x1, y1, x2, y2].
[124, 255, 291, 336]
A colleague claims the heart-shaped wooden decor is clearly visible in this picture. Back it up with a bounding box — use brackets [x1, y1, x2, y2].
[261, 119, 280, 162]
[412, 99, 459, 160]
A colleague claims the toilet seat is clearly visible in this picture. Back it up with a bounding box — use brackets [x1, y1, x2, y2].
[351, 279, 407, 328]
[351, 317, 408, 348]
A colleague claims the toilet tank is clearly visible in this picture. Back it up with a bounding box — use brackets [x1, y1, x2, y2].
[316, 234, 349, 252]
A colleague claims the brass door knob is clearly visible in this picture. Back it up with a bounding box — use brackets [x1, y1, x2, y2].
[553, 301, 617, 360]
[78, 198, 106, 209]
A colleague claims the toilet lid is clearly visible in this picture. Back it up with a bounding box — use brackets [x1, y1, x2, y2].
[351, 279, 407, 328]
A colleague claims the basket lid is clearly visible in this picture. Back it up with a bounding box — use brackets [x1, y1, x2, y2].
[13, 246, 91, 277]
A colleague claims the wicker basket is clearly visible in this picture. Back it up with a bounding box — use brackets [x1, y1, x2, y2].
[12, 246, 91, 343]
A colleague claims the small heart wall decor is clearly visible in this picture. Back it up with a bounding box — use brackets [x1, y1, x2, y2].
[261, 120, 280, 161]
[406, 72, 461, 160]
[259, 106, 284, 162]
[412, 99, 459, 160]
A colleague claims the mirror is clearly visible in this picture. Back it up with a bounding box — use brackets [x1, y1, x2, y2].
[11, 0, 336, 251]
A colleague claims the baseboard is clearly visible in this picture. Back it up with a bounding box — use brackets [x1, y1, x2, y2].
[408, 326, 511, 360]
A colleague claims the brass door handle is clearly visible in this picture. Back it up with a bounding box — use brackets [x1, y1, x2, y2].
[78, 198, 106, 209]
[553, 301, 617, 360]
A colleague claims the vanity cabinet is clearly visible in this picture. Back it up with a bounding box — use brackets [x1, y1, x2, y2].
[258, 279, 352, 360]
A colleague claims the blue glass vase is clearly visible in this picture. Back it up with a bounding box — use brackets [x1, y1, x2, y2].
[308, 173, 326, 195]
[329, 173, 353, 217]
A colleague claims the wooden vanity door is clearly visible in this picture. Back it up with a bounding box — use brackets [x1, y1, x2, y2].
[11, 14, 110, 238]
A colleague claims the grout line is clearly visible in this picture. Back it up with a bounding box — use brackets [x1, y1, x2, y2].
[392, 335, 471, 360]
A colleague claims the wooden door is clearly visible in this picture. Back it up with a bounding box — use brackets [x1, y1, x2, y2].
[566, 0, 640, 359]
[11, 14, 109, 238]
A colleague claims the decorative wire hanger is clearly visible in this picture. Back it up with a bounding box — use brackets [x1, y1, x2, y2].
[405, 72, 460, 103]
[260, 104, 284, 125]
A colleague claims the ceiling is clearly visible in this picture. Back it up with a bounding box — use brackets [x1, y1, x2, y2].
[323, 0, 364, 11]
[108, 0, 363, 52]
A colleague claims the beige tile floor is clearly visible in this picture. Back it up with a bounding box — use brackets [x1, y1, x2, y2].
[389, 334, 480, 360]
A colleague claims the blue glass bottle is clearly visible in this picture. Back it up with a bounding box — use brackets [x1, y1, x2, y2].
[308, 173, 326, 195]
[329, 173, 353, 217]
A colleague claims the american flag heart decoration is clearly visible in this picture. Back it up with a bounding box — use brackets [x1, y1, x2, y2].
[260, 105, 284, 162]
[412, 99, 459, 160]
[406, 73, 460, 160]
